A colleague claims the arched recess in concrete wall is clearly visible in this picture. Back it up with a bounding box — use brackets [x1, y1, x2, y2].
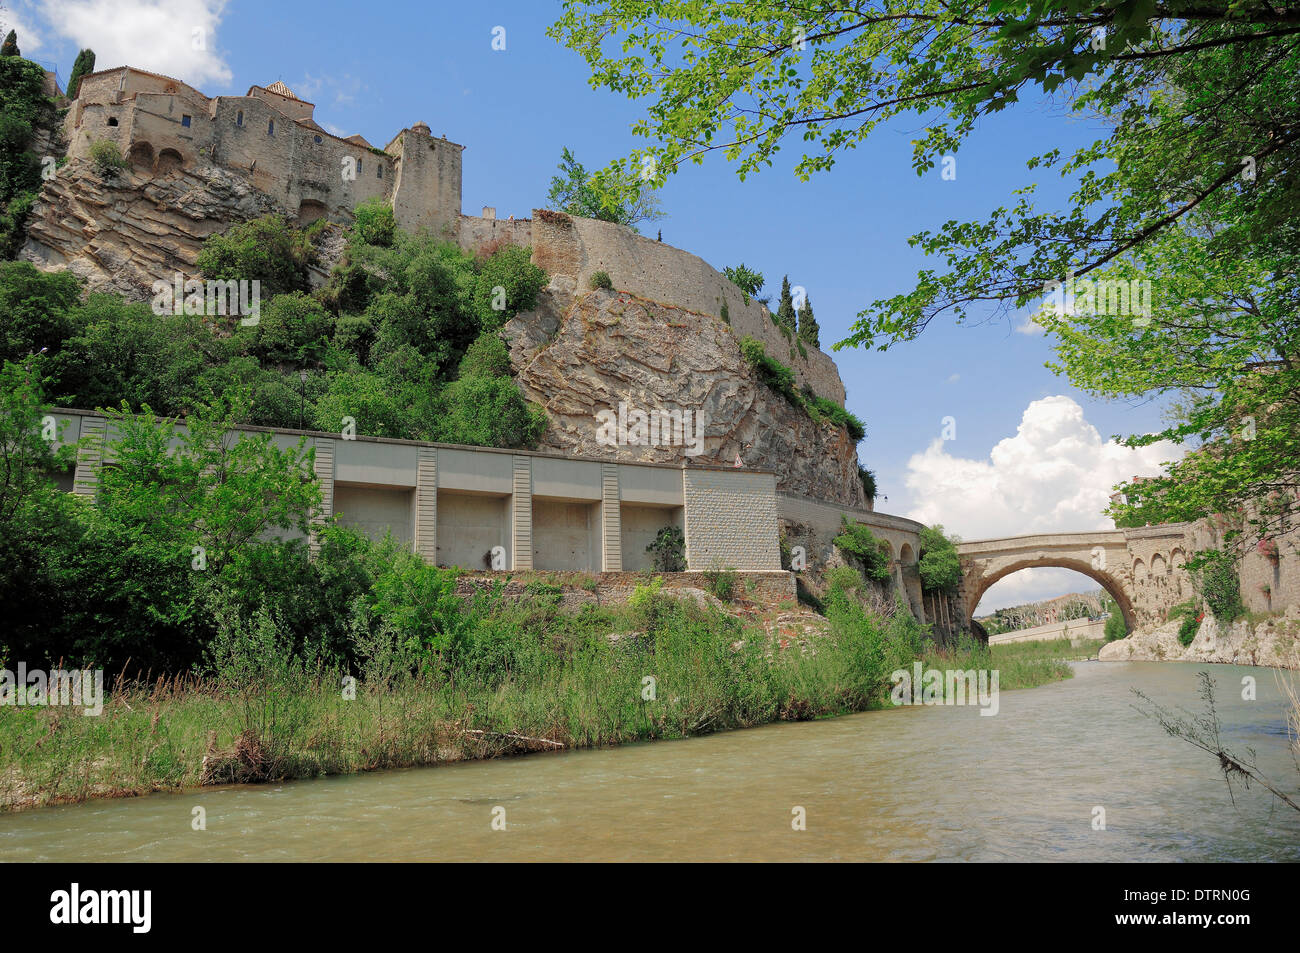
[966, 556, 1138, 632]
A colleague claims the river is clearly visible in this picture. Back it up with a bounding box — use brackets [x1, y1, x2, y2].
[3, 661, 1298, 861]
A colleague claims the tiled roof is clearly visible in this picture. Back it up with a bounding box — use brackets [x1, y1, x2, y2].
[265, 80, 299, 100]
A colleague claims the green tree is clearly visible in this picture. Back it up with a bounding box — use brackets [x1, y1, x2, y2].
[97, 390, 321, 580]
[0, 55, 52, 258]
[458, 332, 513, 380]
[350, 196, 395, 248]
[1038, 216, 1299, 545]
[252, 292, 335, 366]
[723, 263, 765, 302]
[1104, 611, 1127, 642]
[196, 215, 315, 298]
[917, 525, 961, 592]
[551, 3, 1298, 345]
[472, 243, 547, 331]
[1, 31, 18, 58]
[550, 0, 1300, 546]
[66, 48, 94, 99]
[546, 145, 664, 230]
[56, 293, 220, 414]
[775, 276, 796, 333]
[832, 516, 891, 583]
[0, 357, 77, 527]
[0, 261, 83, 363]
[431, 375, 547, 449]
[798, 294, 820, 347]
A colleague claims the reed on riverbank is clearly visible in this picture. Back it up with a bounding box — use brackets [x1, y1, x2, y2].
[0, 579, 1083, 812]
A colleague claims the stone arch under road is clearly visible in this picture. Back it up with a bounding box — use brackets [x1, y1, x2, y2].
[957, 532, 1138, 631]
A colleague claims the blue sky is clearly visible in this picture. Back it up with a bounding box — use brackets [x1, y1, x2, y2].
[10, 0, 1182, 609]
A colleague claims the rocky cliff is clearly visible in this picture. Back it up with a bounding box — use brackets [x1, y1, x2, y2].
[21, 156, 283, 299]
[506, 287, 866, 507]
[1099, 608, 1300, 669]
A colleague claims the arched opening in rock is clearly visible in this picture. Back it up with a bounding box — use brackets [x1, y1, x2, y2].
[156, 148, 184, 174]
[298, 199, 328, 226]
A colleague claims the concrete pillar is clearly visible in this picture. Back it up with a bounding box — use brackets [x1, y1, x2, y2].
[511, 454, 533, 570]
[72, 415, 105, 497]
[310, 437, 335, 555]
[601, 462, 621, 572]
[414, 446, 437, 562]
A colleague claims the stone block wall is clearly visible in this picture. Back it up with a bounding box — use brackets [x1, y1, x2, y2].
[388, 127, 463, 238]
[682, 467, 783, 571]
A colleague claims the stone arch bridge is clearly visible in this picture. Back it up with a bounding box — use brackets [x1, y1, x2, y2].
[956, 525, 1202, 631]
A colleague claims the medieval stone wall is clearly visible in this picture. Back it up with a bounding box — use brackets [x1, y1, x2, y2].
[458, 210, 848, 406]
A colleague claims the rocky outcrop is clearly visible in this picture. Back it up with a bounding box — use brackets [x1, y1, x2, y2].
[505, 288, 867, 507]
[21, 157, 284, 300]
[1099, 606, 1300, 669]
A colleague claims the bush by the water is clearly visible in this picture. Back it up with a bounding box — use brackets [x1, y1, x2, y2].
[1104, 611, 1128, 642]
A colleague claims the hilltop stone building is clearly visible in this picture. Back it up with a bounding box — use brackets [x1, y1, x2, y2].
[63, 68, 464, 237]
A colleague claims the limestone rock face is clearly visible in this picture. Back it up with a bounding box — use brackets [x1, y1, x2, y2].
[1098, 606, 1300, 668]
[21, 157, 283, 300]
[506, 288, 866, 507]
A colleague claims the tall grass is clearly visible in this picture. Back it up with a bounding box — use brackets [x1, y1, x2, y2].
[0, 586, 1080, 811]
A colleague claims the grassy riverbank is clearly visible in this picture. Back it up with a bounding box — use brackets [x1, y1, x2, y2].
[0, 583, 1087, 812]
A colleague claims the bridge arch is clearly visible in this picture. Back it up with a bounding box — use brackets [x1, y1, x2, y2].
[958, 533, 1141, 634]
[965, 555, 1137, 632]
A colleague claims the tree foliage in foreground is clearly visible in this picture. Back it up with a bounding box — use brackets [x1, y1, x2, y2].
[1039, 215, 1299, 544]
[546, 145, 665, 230]
[551, 1, 1299, 344]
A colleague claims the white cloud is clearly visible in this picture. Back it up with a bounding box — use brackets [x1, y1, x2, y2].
[1014, 313, 1045, 335]
[947, 373, 960, 383]
[903, 395, 1181, 542]
[40, 0, 232, 88]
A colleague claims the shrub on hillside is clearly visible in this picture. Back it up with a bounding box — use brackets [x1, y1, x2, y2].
[252, 292, 335, 365]
[473, 244, 546, 330]
[197, 215, 316, 298]
[430, 374, 547, 449]
[832, 516, 892, 583]
[0, 261, 83, 364]
[458, 332, 513, 380]
[350, 197, 396, 248]
[89, 140, 127, 176]
[646, 525, 686, 572]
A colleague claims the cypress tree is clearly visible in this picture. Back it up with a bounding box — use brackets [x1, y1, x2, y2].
[798, 294, 820, 347]
[1, 31, 19, 57]
[776, 275, 796, 332]
[67, 48, 95, 99]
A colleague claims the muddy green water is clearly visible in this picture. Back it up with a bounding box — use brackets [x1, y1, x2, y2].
[2, 661, 1298, 861]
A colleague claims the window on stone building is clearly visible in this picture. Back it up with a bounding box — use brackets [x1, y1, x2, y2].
[357, 159, 363, 174]
[236, 111, 243, 127]
[314, 135, 322, 144]
[268, 120, 274, 136]
[377, 165, 382, 179]
[181, 115, 191, 127]
[107, 117, 118, 127]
